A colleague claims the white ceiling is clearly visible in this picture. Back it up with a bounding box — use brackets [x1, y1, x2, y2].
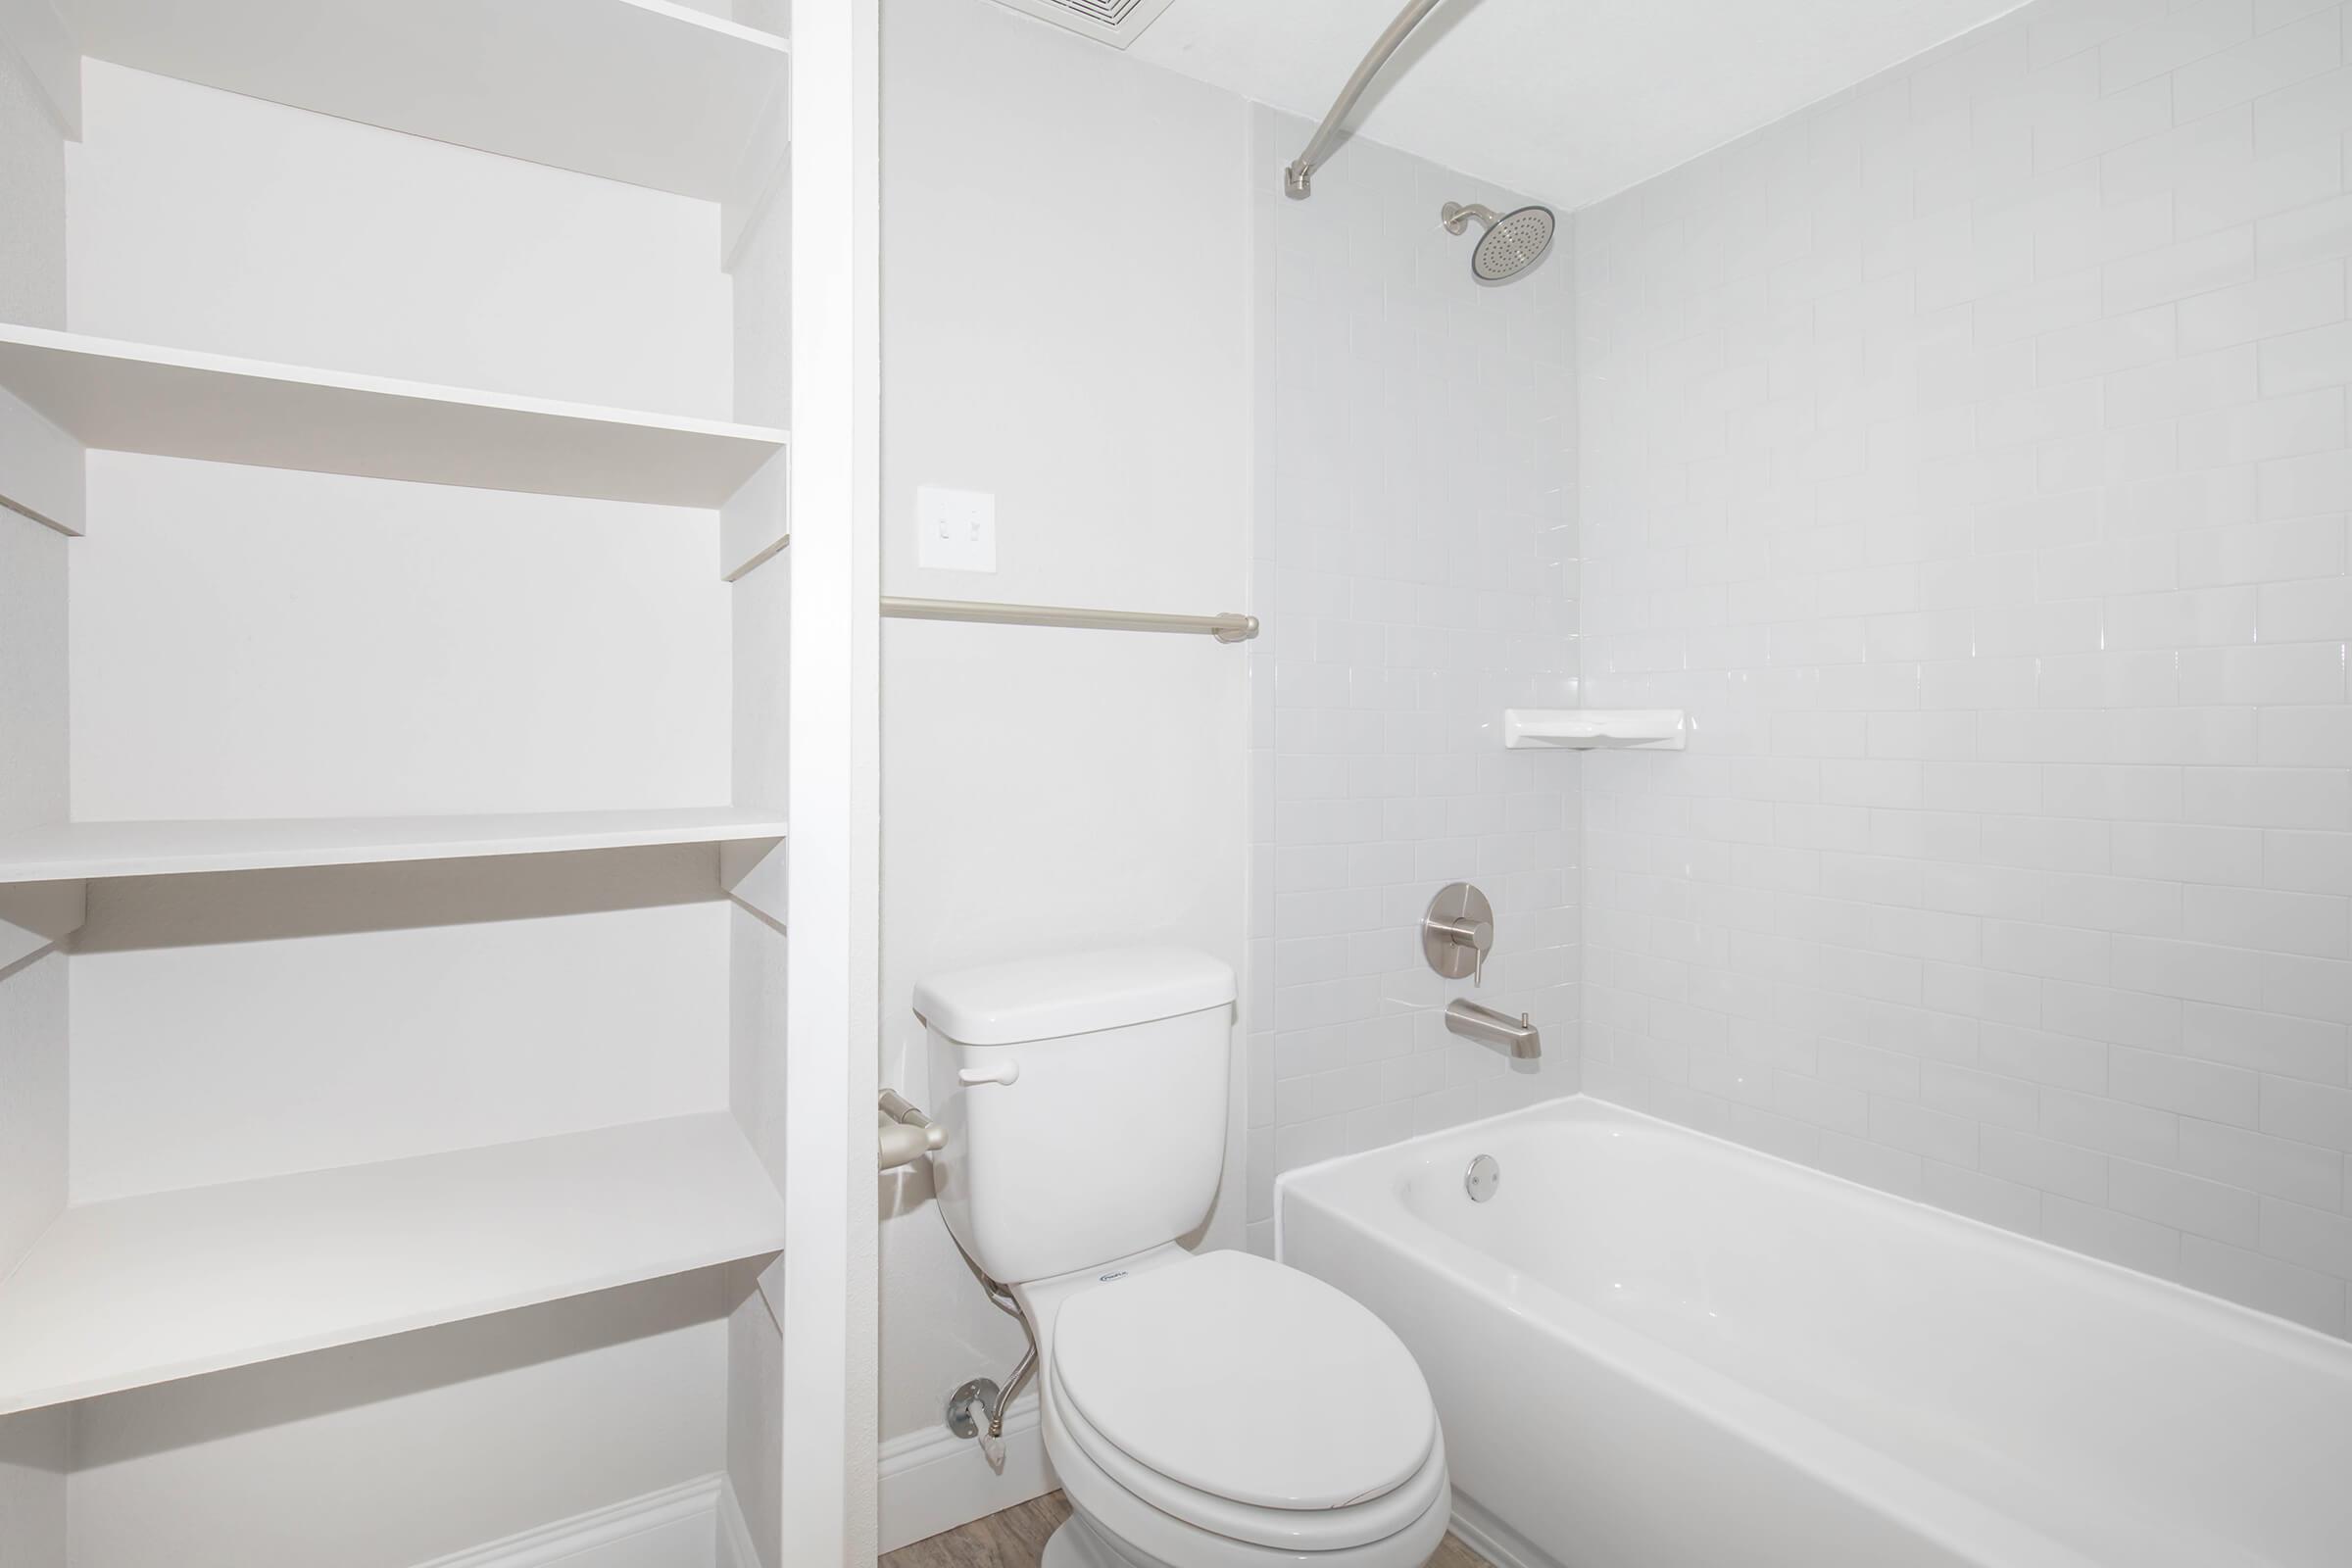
[1128, 0, 2030, 210]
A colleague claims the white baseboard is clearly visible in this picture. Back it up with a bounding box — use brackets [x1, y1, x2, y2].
[409, 1474, 740, 1568]
[1449, 1492, 1563, 1568]
[714, 1479, 761, 1568]
[878, 1393, 1054, 1554]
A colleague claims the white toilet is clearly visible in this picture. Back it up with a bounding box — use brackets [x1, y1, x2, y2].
[915, 946, 1451, 1568]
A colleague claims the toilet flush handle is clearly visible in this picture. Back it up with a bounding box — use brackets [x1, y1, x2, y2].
[958, 1060, 1020, 1087]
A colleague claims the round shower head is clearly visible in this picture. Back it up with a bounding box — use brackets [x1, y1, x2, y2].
[1474, 205, 1555, 282]
[1442, 199, 1556, 284]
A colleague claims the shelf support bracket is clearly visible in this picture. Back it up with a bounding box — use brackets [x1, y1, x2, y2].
[0, 881, 85, 976]
[719, 837, 787, 931]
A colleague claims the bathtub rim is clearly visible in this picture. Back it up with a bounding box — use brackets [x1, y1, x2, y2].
[1276, 1091, 2349, 1568]
[1275, 1090, 2352, 1360]
[1277, 1103, 2097, 1568]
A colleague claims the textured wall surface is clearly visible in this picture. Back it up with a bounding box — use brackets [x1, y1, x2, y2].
[1579, 0, 2352, 1334]
[1247, 108, 1583, 1255]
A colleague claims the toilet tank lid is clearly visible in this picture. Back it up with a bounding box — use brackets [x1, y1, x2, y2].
[913, 946, 1235, 1046]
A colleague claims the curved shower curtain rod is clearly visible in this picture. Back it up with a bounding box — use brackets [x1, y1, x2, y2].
[1284, 0, 1448, 199]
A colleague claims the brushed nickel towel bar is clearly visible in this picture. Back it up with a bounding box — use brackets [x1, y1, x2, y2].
[881, 596, 1258, 643]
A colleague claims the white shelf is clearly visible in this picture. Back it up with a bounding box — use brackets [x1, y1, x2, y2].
[0, 325, 789, 507]
[1502, 708, 1689, 751]
[0, 1113, 786, 1414]
[0, 808, 789, 883]
[71, 0, 789, 202]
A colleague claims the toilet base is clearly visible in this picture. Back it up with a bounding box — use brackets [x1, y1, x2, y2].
[1042, 1510, 1138, 1568]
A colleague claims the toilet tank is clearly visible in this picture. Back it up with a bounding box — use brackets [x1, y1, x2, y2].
[915, 946, 1235, 1286]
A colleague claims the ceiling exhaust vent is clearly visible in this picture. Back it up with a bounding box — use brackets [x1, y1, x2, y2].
[983, 0, 1180, 50]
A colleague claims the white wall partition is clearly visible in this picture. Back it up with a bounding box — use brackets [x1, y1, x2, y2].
[1580, 0, 2352, 1336]
[1246, 108, 1584, 1257]
[873, 0, 1250, 1548]
[0, 12, 74, 1557]
[781, 0, 882, 1561]
[0, 14, 65, 331]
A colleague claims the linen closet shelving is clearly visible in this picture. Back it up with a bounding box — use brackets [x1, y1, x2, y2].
[0, 3, 808, 1563]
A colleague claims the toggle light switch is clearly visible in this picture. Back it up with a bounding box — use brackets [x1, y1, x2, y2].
[917, 484, 997, 572]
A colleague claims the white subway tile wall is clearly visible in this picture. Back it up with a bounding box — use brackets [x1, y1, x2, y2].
[1577, 0, 2352, 1334]
[1245, 108, 1582, 1254]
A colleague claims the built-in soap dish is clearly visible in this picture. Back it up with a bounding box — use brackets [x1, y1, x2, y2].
[1502, 709, 1688, 751]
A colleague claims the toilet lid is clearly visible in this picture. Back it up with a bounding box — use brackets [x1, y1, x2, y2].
[1051, 1250, 1437, 1512]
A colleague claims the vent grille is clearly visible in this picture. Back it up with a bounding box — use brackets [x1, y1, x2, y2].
[983, 0, 1179, 49]
[1044, 0, 1147, 20]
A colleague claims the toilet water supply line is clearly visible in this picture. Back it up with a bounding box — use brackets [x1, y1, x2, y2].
[983, 1275, 1038, 1447]
[879, 1087, 1039, 1456]
[943, 1270, 1039, 1465]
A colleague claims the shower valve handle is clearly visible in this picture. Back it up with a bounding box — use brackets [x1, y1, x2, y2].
[1421, 883, 1496, 987]
[1429, 914, 1492, 983]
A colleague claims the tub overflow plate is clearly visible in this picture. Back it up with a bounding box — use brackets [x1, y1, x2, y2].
[1465, 1153, 1499, 1202]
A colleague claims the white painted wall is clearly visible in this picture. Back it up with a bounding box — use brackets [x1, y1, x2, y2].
[0, 944, 64, 1279]
[68, 854, 731, 1199]
[876, 0, 1250, 1545]
[1579, 0, 2352, 1336]
[66, 62, 732, 416]
[723, 588, 790, 1568]
[0, 24, 62, 329]
[0, 18, 75, 555]
[0, 940, 67, 1568]
[0, 1401, 67, 1568]
[0, 17, 66, 829]
[723, 162, 792, 1568]
[1244, 109, 1584, 1257]
[731, 178, 791, 431]
[67, 1272, 733, 1568]
[0, 514, 64, 835]
[70, 454, 732, 821]
[0, 20, 70, 1563]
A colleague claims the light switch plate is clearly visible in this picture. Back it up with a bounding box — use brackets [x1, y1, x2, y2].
[917, 485, 996, 572]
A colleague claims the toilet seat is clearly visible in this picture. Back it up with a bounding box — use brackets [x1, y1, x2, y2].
[1045, 1251, 1446, 1554]
[1051, 1356, 1451, 1552]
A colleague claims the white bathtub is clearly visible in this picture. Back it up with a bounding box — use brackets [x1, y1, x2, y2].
[1277, 1095, 2352, 1568]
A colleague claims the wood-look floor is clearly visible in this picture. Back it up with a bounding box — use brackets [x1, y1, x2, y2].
[881, 1491, 1493, 1568]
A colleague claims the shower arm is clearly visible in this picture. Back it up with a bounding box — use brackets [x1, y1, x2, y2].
[1442, 200, 1502, 233]
[1284, 0, 1448, 200]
